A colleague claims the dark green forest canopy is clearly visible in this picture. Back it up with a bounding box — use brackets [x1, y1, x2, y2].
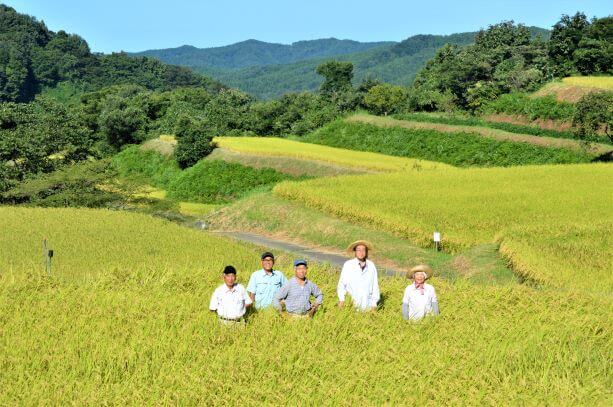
[411, 16, 612, 111]
[0, 5, 223, 103]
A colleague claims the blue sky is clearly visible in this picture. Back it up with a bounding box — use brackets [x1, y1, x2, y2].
[2, 0, 611, 53]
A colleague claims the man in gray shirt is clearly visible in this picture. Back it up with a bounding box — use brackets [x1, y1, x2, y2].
[274, 259, 323, 317]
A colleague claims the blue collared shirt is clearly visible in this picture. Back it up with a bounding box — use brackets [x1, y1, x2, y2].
[274, 277, 323, 315]
[246, 269, 288, 309]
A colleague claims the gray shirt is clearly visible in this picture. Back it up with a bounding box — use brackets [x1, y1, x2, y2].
[274, 277, 324, 315]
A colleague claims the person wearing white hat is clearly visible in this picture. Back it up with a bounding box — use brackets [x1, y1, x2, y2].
[402, 264, 439, 321]
[337, 240, 380, 311]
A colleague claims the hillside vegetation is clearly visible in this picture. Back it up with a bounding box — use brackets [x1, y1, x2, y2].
[0, 5, 221, 103]
[302, 119, 595, 166]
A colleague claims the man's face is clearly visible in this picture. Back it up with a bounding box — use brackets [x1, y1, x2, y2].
[354, 245, 367, 261]
[223, 273, 236, 287]
[414, 272, 426, 284]
[261, 257, 274, 271]
[294, 265, 307, 280]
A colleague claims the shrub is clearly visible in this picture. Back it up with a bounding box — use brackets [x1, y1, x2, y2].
[112, 145, 181, 188]
[0, 159, 124, 207]
[166, 160, 291, 203]
[573, 91, 613, 142]
[482, 93, 575, 121]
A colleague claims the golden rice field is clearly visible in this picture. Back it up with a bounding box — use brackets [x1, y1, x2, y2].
[562, 76, 613, 89]
[214, 136, 451, 172]
[274, 163, 613, 291]
[1, 207, 611, 404]
[534, 76, 613, 102]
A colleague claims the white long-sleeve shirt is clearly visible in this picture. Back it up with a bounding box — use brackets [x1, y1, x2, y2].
[337, 258, 380, 310]
[402, 283, 438, 320]
[209, 283, 252, 319]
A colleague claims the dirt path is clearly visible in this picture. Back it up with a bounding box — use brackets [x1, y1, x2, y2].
[348, 114, 612, 155]
[212, 231, 398, 277]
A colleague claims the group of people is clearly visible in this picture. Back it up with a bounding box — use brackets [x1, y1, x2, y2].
[209, 240, 439, 324]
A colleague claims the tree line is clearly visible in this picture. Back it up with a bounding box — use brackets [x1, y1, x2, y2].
[1, 7, 611, 198]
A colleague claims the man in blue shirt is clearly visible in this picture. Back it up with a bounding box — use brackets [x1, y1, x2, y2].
[247, 252, 288, 310]
[274, 259, 323, 318]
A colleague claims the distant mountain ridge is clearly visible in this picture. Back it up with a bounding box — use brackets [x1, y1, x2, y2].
[131, 38, 394, 70]
[132, 27, 550, 99]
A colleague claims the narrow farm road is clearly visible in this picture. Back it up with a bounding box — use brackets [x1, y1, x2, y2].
[212, 231, 399, 277]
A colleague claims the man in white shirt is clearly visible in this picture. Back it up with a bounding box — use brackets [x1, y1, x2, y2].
[209, 265, 253, 325]
[337, 240, 380, 311]
[402, 264, 439, 321]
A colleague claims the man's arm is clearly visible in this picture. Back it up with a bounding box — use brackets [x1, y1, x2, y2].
[279, 271, 288, 286]
[370, 265, 380, 309]
[246, 273, 256, 303]
[431, 287, 439, 316]
[402, 303, 410, 320]
[209, 289, 218, 313]
[273, 284, 289, 313]
[308, 283, 324, 316]
[243, 287, 253, 309]
[337, 264, 348, 307]
[312, 282, 324, 306]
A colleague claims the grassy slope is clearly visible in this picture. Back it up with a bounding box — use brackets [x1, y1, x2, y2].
[205, 148, 367, 177]
[215, 136, 452, 171]
[112, 145, 298, 204]
[395, 112, 583, 141]
[304, 119, 595, 166]
[1, 206, 610, 404]
[533, 76, 613, 102]
[348, 114, 611, 155]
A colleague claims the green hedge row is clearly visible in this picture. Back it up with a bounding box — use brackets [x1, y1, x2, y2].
[303, 120, 593, 167]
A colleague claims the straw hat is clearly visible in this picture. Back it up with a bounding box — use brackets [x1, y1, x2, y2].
[347, 240, 373, 254]
[408, 264, 432, 279]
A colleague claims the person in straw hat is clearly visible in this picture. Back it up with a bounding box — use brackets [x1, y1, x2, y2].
[402, 264, 439, 321]
[337, 240, 380, 311]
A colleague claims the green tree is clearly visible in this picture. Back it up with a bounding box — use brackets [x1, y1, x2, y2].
[548, 13, 612, 76]
[316, 61, 354, 96]
[363, 84, 409, 115]
[203, 88, 253, 135]
[173, 115, 215, 169]
[572, 91, 613, 143]
[548, 12, 591, 76]
[0, 97, 94, 191]
[97, 94, 148, 149]
[412, 21, 549, 111]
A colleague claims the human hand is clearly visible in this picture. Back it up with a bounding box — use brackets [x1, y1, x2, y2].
[308, 304, 319, 317]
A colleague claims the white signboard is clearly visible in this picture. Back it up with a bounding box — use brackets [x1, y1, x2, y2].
[433, 232, 441, 242]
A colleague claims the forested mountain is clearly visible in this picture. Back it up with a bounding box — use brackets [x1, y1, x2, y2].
[131, 38, 394, 69]
[134, 28, 550, 99]
[0, 5, 222, 102]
